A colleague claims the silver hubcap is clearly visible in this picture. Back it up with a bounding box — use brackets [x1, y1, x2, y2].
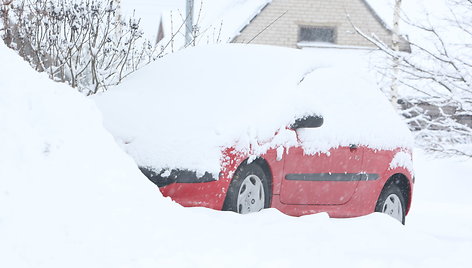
[382, 194, 403, 222]
[237, 174, 265, 214]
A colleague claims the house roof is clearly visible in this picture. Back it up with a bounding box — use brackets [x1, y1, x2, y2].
[121, 0, 272, 48]
[362, 0, 393, 31]
[363, 0, 399, 32]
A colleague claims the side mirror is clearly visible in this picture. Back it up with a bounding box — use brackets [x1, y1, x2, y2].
[290, 115, 324, 129]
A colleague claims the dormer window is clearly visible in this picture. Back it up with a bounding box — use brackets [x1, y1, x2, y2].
[299, 26, 336, 43]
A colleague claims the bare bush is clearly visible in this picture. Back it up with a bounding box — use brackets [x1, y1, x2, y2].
[354, 0, 472, 157]
[1, 0, 163, 95]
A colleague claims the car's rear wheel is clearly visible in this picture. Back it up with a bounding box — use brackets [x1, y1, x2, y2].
[223, 162, 270, 214]
[375, 183, 406, 224]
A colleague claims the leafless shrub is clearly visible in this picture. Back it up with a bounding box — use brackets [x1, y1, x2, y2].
[354, 0, 472, 157]
[1, 0, 164, 95]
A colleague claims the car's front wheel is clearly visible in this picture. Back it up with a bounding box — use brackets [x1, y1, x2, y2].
[375, 183, 406, 224]
[223, 162, 270, 214]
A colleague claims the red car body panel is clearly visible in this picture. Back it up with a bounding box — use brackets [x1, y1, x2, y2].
[280, 146, 363, 205]
[158, 144, 414, 218]
[159, 179, 230, 210]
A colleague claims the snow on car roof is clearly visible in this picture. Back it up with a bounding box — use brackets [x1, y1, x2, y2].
[94, 44, 413, 174]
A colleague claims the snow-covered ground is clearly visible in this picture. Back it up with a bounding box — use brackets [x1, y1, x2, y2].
[1, 39, 472, 267]
[409, 151, 472, 245]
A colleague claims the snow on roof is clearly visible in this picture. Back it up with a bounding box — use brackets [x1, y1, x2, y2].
[200, 0, 272, 42]
[363, 0, 444, 36]
[122, 0, 271, 47]
[94, 44, 413, 174]
[363, 0, 395, 30]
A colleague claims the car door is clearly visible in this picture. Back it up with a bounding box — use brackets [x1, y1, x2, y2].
[279, 116, 364, 205]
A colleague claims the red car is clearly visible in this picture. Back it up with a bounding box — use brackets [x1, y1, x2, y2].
[95, 45, 414, 224]
[141, 115, 414, 224]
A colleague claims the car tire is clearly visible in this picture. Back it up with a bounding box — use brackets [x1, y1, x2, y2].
[223, 162, 271, 214]
[375, 183, 406, 224]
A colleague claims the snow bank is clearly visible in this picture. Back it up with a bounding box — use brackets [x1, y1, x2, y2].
[95, 44, 413, 174]
[0, 42, 175, 267]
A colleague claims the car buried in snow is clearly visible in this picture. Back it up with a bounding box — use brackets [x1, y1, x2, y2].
[95, 45, 415, 224]
[140, 114, 414, 224]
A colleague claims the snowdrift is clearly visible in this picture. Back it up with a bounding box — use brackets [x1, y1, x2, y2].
[95, 44, 413, 175]
[0, 41, 175, 267]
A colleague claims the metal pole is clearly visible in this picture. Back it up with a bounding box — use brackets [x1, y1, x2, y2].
[185, 0, 194, 46]
[391, 0, 402, 107]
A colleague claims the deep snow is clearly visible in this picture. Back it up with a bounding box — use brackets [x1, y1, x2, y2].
[1, 38, 472, 267]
